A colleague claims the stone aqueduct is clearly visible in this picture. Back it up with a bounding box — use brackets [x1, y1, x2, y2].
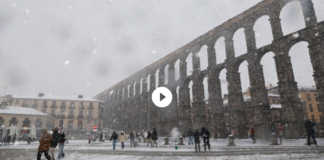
[95, 0, 324, 138]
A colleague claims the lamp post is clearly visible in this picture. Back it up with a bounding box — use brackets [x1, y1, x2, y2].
[61, 113, 65, 131]
[124, 116, 127, 133]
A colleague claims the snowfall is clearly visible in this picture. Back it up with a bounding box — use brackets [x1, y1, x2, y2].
[1, 137, 324, 160]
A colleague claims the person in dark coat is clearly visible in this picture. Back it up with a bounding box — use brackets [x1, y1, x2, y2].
[129, 131, 135, 147]
[304, 120, 319, 147]
[193, 129, 200, 152]
[7, 135, 11, 145]
[187, 128, 194, 145]
[110, 131, 118, 150]
[50, 128, 60, 159]
[249, 126, 256, 143]
[146, 129, 152, 146]
[201, 127, 210, 151]
[151, 128, 158, 148]
[37, 129, 52, 160]
[12, 134, 16, 144]
[57, 131, 66, 159]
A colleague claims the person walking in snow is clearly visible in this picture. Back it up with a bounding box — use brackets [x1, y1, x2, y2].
[187, 128, 194, 145]
[201, 127, 210, 151]
[110, 131, 118, 150]
[193, 129, 200, 152]
[37, 129, 52, 160]
[146, 129, 152, 146]
[12, 134, 16, 144]
[88, 134, 92, 144]
[304, 120, 319, 147]
[50, 128, 60, 160]
[57, 131, 66, 159]
[102, 132, 106, 142]
[249, 126, 256, 143]
[118, 132, 127, 149]
[129, 131, 135, 147]
[151, 128, 158, 148]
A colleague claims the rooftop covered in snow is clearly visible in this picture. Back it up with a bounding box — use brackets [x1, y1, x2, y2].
[13, 94, 102, 102]
[0, 106, 55, 119]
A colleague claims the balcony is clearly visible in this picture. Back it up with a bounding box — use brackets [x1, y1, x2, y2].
[69, 105, 75, 109]
[88, 106, 94, 110]
[22, 104, 29, 107]
[51, 105, 57, 109]
[79, 106, 84, 109]
[87, 115, 93, 119]
[60, 105, 66, 109]
[42, 105, 48, 108]
[78, 115, 84, 118]
[68, 115, 74, 119]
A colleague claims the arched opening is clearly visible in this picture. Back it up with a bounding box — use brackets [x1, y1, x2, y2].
[189, 81, 193, 107]
[289, 42, 315, 87]
[198, 45, 208, 71]
[155, 69, 159, 88]
[174, 59, 180, 81]
[219, 69, 228, 98]
[254, 15, 274, 48]
[176, 86, 180, 106]
[127, 84, 131, 98]
[280, 1, 305, 36]
[215, 37, 226, 64]
[233, 28, 248, 57]
[238, 60, 250, 93]
[203, 77, 209, 100]
[146, 74, 150, 92]
[140, 78, 143, 94]
[186, 53, 193, 76]
[313, 0, 324, 22]
[260, 52, 279, 90]
[133, 81, 136, 96]
[164, 64, 169, 84]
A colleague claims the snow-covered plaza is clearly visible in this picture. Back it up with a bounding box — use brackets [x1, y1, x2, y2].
[1, 138, 324, 160]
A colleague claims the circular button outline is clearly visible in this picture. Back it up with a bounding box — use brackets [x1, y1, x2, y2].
[152, 87, 173, 108]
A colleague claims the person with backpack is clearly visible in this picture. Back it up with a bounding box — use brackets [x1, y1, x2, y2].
[110, 131, 118, 150]
[201, 127, 210, 151]
[193, 129, 200, 152]
[304, 120, 319, 147]
[118, 132, 127, 149]
[57, 131, 66, 159]
[151, 128, 158, 148]
[50, 128, 60, 160]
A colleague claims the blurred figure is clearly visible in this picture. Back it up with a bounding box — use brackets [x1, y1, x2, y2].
[37, 129, 52, 160]
[50, 128, 60, 160]
[129, 131, 135, 147]
[57, 131, 66, 159]
[88, 134, 92, 144]
[110, 131, 118, 150]
[65, 132, 69, 144]
[304, 120, 319, 147]
[151, 128, 158, 148]
[214, 132, 217, 140]
[12, 134, 16, 144]
[193, 129, 200, 152]
[118, 132, 127, 149]
[102, 132, 106, 142]
[278, 123, 283, 145]
[249, 126, 256, 143]
[146, 129, 152, 146]
[201, 127, 210, 151]
[187, 128, 193, 145]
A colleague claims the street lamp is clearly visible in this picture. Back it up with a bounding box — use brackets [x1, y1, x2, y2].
[124, 116, 127, 133]
[61, 113, 65, 131]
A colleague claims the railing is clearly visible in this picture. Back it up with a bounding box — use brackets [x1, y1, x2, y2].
[69, 105, 75, 109]
[79, 106, 85, 109]
[78, 115, 84, 118]
[51, 105, 57, 108]
[32, 105, 38, 108]
[42, 105, 48, 108]
[88, 106, 94, 110]
[51, 114, 56, 117]
[60, 105, 66, 109]
[22, 104, 29, 107]
[68, 115, 74, 118]
[87, 115, 93, 119]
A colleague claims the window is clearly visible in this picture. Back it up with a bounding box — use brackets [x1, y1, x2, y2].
[53, 101, 56, 105]
[68, 120, 73, 129]
[43, 100, 47, 106]
[0, 117, 4, 125]
[69, 110, 74, 115]
[320, 115, 323, 123]
[51, 110, 55, 116]
[22, 100, 28, 107]
[62, 101, 66, 106]
[272, 99, 276, 103]
[32, 100, 37, 108]
[35, 118, 42, 128]
[88, 111, 92, 116]
[311, 115, 315, 122]
[80, 102, 84, 107]
[70, 101, 74, 107]
[42, 109, 46, 113]
[16, 99, 19, 104]
[89, 102, 93, 107]
[307, 94, 311, 101]
[309, 104, 313, 112]
[61, 110, 65, 115]
[78, 120, 83, 129]
[317, 104, 320, 111]
[315, 94, 318, 101]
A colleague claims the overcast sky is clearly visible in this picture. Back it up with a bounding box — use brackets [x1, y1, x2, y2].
[0, 0, 323, 99]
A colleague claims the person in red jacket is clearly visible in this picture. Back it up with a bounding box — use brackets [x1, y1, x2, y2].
[249, 126, 256, 143]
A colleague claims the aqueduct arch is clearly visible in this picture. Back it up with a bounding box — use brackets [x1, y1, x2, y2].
[95, 0, 324, 138]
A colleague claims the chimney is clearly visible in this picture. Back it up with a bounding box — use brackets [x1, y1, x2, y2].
[78, 95, 83, 98]
[38, 93, 44, 97]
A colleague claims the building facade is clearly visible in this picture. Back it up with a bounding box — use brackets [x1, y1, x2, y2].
[11, 93, 104, 133]
[0, 103, 55, 139]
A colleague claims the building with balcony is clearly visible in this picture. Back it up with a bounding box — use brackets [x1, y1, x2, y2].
[11, 93, 104, 134]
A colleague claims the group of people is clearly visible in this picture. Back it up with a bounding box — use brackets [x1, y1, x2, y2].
[145, 128, 158, 148]
[37, 128, 66, 160]
[186, 127, 211, 152]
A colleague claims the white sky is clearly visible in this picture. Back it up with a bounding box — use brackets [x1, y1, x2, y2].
[0, 0, 323, 99]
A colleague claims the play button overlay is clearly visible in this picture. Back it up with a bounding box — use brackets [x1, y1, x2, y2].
[152, 87, 172, 108]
